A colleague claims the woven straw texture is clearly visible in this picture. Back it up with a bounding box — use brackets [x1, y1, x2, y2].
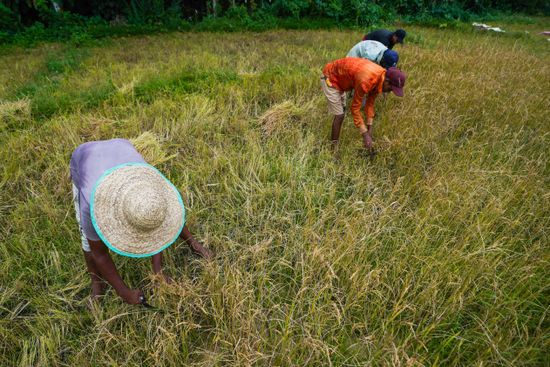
[92, 165, 183, 255]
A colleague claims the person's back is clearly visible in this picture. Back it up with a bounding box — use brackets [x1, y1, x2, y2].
[363, 29, 393, 47]
[363, 29, 406, 49]
[347, 40, 387, 63]
[323, 57, 385, 93]
[320, 57, 406, 153]
[70, 139, 146, 241]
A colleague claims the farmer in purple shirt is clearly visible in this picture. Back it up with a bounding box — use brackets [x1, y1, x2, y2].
[70, 139, 212, 305]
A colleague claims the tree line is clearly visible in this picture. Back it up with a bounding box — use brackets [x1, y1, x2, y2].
[1, 0, 548, 38]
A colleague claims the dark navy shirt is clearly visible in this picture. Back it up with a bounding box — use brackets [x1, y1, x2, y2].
[363, 29, 394, 49]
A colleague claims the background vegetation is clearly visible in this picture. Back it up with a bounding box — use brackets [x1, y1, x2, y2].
[0, 16, 549, 365]
[1, 0, 550, 46]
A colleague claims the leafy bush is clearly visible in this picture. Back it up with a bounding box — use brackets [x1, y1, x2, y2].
[128, 0, 165, 24]
[351, 0, 394, 26]
[0, 3, 19, 33]
[429, 3, 473, 21]
[197, 6, 279, 32]
[272, 0, 311, 18]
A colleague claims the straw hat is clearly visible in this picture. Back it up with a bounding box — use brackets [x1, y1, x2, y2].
[90, 163, 185, 257]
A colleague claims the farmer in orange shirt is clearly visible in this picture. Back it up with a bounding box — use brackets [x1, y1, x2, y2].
[321, 57, 406, 152]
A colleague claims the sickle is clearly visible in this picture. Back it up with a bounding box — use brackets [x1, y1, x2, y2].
[139, 295, 155, 309]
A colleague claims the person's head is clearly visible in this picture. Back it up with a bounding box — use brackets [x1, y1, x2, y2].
[383, 67, 406, 96]
[381, 49, 399, 68]
[91, 163, 185, 257]
[390, 29, 407, 46]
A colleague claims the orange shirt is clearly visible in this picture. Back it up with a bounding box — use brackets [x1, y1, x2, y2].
[323, 57, 386, 130]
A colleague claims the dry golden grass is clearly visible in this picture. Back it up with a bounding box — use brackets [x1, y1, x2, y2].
[130, 131, 178, 166]
[259, 100, 314, 137]
[0, 21, 549, 366]
[0, 98, 31, 130]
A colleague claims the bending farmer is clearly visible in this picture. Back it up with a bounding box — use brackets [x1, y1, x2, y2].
[70, 138, 212, 305]
[362, 28, 406, 49]
[347, 40, 399, 68]
[321, 58, 406, 151]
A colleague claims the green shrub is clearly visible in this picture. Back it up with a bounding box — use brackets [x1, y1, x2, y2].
[0, 3, 19, 33]
[14, 22, 48, 46]
[128, 0, 165, 24]
[429, 3, 472, 21]
[272, 0, 311, 18]
[352, 0, 394, 26]
[0, 31, 10, 43]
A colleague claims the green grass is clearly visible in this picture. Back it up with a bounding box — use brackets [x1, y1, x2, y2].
[0, 21, 549, 366]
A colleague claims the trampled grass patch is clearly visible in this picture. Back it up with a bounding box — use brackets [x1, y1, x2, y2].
[0, 23, 548, 366]
[134, 69, 240, 102]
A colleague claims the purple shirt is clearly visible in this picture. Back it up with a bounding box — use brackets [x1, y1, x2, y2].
[70, 139, 146, 241]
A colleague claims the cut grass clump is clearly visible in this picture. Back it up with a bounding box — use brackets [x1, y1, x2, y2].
[259, 100, 310, 137]
[0, 99, 31, 131]
[130, 131, 177, 166]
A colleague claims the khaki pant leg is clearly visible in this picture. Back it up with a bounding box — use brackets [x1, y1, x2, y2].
[320, 77, 345, 116]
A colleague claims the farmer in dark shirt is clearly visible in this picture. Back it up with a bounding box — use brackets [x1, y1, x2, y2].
[362, 29, 406, 49]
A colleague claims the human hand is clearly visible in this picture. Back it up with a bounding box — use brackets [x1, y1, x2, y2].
[120, 288, 144, 305]
[190, 239, 214, 260]
[362, 131, 373, 151]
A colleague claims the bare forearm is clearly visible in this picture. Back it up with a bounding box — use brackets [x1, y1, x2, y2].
[361, 120, 374, 151]
[92, 253, 130, 295]
[152, 253, 162, 274]
[179, 225, 195, 244]
[89, 240, 130, 296]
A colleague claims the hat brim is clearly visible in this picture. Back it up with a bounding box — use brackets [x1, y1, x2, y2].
[90, 163, 185, 258]
[391, 85, 404, 97]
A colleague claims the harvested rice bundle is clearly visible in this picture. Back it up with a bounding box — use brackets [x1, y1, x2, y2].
[259, 100, 307, 137]
[130, 131, 177, 166]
